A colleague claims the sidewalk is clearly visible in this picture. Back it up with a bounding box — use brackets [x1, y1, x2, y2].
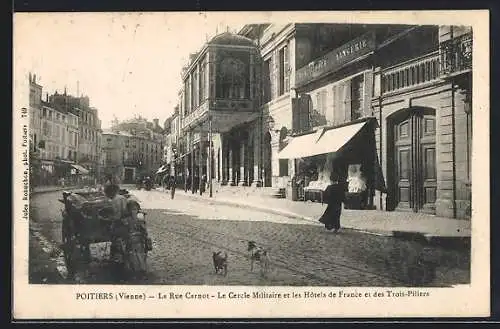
[165, 187, 471, 241]
[32, 185, 81, 194]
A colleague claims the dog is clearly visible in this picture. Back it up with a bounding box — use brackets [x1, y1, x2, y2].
[247, 241, 271, 277]
[212, 251, 228, 276]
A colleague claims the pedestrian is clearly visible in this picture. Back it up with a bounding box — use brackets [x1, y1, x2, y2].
[193, 175, 199, 194]
[162, 175, 169, 191]
[318, 171, 347, 233]
[170, 175, 176, 199]
[200, 174, 207, 195]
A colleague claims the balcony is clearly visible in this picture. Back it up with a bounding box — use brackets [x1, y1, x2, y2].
[181, 98, 258, 134]
[381, 51, 440, 95]
[439, 32, 472, 78]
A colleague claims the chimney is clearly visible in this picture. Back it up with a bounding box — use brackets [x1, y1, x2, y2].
[29, 72, 32, 83]
[46, 93, 49, 102]
[33, 74, 36, 83]
[153, 118, 159, 128]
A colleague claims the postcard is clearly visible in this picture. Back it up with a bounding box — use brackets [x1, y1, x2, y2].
[12, 10, 490, 319]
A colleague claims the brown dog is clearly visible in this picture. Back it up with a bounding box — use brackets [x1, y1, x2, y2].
[212, 251, 228, 276]
[247, 241, 271, 277]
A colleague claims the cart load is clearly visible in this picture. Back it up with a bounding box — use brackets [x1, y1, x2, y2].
[59, 188, 152, 282]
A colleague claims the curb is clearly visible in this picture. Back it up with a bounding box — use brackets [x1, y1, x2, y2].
[165, 189, 471, 243]
[153, 189, 414, 238]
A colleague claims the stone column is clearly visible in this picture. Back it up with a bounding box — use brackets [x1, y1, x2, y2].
[228, 144, 234, 186]
[191, 145, 195, 194]
[198, 141, 203, 195]
[251, 125, 262, 187]
[270, 130, 281, 188]
[221, 138, 227, 185]
[238, 142, 246, 186]
[183, 156, 188, 192]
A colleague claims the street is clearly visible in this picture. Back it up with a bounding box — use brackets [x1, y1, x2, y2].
[29, 189, 470, 287]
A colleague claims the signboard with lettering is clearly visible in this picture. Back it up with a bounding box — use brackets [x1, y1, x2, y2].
[295, 31, 375, 87]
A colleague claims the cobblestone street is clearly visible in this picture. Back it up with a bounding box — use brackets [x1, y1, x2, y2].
[29, 189, 470, 286]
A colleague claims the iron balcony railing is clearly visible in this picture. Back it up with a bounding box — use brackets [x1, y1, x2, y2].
[439, 32, 472, 76]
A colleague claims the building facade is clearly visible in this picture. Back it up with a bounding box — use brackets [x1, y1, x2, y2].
[371, 25, 472, 219]
[48, 92, 103, 178]
[178, 32, 261, 192]
[107, 117, 164, 182]
[161, 108, 182, 177]
[29, 74, 43, 154]
[102, 130, 127, 181]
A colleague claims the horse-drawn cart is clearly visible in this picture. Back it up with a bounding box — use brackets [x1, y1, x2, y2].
[59, 188, 152, 282]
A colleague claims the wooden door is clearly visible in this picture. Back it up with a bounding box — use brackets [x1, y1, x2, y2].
[393, 111, 437, 213]
[394, 118, 413, 211]
[419, 115, 437, 213]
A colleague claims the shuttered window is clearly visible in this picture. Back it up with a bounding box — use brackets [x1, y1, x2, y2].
[284, 44, 290, 94]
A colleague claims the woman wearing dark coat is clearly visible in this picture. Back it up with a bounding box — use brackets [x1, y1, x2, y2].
[319, 172, 347, 232]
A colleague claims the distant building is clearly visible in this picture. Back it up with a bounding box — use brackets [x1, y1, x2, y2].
[28, 73, 43, 154]
[106, 117, 164, 182]
[48, 92, 103, 178]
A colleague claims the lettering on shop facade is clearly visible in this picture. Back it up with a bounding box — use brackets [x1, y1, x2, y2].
[296, 31, 375, 87]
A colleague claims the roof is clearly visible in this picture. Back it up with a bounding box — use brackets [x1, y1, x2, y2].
[208, 32, 255, 47]
[102, 130, 133, 137]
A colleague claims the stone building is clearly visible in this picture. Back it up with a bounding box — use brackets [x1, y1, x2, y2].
[178, 32, 261, 193]
[108, 117, 164, 182]
[29, 74, 87, 183]
[49, 91, 103, 178]
[371, 25, 472, 219]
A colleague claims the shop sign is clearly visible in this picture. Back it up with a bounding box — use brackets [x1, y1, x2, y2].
[296, 31, 375, 87]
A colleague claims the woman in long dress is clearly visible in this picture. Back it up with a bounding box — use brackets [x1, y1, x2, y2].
[318, 172, 347, 232]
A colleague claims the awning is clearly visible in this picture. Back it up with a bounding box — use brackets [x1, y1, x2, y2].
[277, 128, 326, 159]
[277, 121, 368, 159]
[156, 165, 168, 174]
[310, 121, 368, 156]
[71, 164, 89, 175]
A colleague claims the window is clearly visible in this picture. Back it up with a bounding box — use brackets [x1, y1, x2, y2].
[48, 111, 52, 120]
[278, 45, 290, 96]
[315, 90, 327, 117]
[262, 58, 272, 103]
[56, 113, 60, 121]
[191, 70, 198, 110]
[279, 159, 289, 176]
[199, 56, 207, 103]
[350, 75, 364, 121]
[43, 108, 47, 117]
[184, 80, 190, 114]
[217, 57, 247, 99]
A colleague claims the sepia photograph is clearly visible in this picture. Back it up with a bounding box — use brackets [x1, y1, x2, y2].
[12, 11, 489, 319]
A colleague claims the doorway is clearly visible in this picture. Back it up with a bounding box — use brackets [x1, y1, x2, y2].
[389, 108, 437, 213]
[264, 132, 272, 187]
[124, 168, 134, 183]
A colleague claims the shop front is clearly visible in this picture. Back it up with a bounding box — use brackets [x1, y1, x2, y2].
[277, 117, 386, 209]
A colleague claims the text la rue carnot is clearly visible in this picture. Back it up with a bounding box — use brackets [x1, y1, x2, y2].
[75, 289, 429, 302]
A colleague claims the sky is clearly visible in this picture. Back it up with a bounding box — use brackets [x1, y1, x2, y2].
[14, 12, 245, 129]
[13, 11, 475, 130]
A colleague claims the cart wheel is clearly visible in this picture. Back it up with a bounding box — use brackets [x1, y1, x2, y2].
[62, 219, 76, 278]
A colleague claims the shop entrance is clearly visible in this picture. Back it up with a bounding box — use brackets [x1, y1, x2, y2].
[124, 168, 134, 183]
[389, 108, 437, 213]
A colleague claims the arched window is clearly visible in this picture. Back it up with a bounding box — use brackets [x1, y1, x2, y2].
[217, 57, 247, 99]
